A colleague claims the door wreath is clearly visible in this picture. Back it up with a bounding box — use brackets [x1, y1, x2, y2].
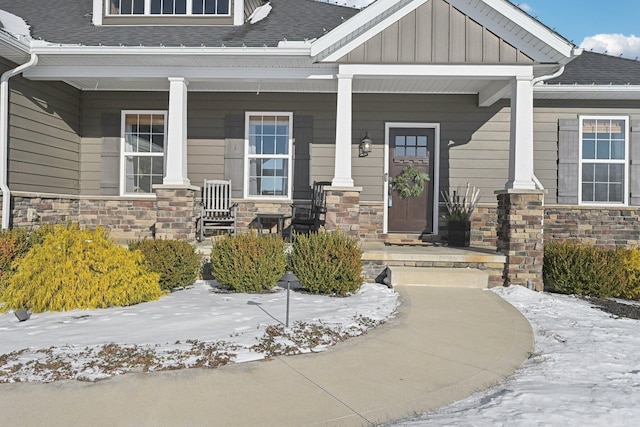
[391, 165, 430, 199]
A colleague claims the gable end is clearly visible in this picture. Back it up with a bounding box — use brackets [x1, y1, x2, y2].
[338, 0, 533, 64]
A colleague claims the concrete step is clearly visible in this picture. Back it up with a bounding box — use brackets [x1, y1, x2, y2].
[387, 266, 489, 288]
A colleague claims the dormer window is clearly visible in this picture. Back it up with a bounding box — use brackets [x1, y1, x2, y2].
[108, 0, 231, 16]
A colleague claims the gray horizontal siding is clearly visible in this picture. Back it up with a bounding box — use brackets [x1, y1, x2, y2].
[2, 58, 81, 194]
[533, 101, 640, 205]
[78, 92, 640, 208]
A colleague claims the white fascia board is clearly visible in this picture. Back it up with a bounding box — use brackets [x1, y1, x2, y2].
[534, 85, 640, 99]
[339, 63, 533, 78]
[23, 65, 337, 81]
[29, 43, 311, 57]
[310, 0, 424, 59]
[448, 0, 573, 62]
[0, 31, 31, 54]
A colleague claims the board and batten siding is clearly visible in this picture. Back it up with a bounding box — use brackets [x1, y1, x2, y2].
[1, 59, 81, 194]
[532, 100, 640, 206]
[338, 0, 533, 64]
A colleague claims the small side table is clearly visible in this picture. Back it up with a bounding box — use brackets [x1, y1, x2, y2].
[256, 213, 288, 236]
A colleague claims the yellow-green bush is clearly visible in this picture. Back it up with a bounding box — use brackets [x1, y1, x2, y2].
[210, 233, 287, 292]
[543, 242, 627, 298]
[129, 238, 201, 291]
[619, 248, 640, 300]
[290, 231, 363, 296]
[0, 225, 56, 290]
[0, 224, 163, 313]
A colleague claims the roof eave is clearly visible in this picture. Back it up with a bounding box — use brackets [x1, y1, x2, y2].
[30, 42, 312, 57]
[0, 30, 30, 62]
[534, 85, 640, 100]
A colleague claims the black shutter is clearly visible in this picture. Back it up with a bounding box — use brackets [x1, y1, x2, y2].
[100, 113, 121, 196]
[293, 115, 312, 200]
[557, 118, 579, 205]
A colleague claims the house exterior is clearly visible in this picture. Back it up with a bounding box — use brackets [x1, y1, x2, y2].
[1, 0, 640, 288]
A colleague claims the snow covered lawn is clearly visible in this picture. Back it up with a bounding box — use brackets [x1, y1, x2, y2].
[0, 281, 398, 382]
[397, 286, 640, 426]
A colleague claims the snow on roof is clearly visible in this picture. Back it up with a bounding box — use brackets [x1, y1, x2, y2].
[0, 9, 31, 40]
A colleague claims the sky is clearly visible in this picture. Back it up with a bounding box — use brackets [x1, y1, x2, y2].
[332, 0, 640, 59]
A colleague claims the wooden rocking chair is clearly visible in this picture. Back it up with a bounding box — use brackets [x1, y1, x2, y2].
[197, 179, 237, 241]
[290, 181, 331, 236]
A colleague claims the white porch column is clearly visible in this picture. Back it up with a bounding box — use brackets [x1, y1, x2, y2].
[164, 77, 190, 186]
[333, 74, 354, 187]
[506, 76, 536, 190]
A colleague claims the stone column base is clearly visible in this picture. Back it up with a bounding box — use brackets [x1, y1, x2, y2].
[324, 186, 362, 238]
[496, 189, 545, 290]
[154, 184, 201, 242]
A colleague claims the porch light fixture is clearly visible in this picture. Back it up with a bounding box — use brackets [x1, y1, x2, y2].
[359, 133, 373, 157]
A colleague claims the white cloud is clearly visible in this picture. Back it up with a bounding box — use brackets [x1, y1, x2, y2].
[580, 34, 640, 59]
[517, 3, 534, 14]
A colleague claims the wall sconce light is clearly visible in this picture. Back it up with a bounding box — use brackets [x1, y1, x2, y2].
[359, 133, 373, 157]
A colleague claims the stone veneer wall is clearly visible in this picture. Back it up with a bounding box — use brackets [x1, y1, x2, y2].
[496, 190, 545, 290]
[324, 186, 362, 238]
[154, 185, 201, 242]
[544, 206, 640, 249]
[358, 201, 384, 241]
[2, 191, 157, 241]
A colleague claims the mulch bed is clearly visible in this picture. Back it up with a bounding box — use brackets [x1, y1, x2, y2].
[583, 297, 640, 320]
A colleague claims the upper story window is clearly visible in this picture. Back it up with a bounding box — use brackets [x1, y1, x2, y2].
[109, 0, 230, 16]
[579, 116, 629, 205]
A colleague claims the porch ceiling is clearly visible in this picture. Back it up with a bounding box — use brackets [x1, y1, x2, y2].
[26, 73, 518, 96]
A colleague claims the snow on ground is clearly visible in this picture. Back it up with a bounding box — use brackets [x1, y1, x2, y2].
[394, 286, 640, 426]
[0, 282, 398, 382]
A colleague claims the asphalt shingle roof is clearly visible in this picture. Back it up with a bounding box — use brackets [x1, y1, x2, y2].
[0, 0, 359, 47]
[548, 51, 640, 86]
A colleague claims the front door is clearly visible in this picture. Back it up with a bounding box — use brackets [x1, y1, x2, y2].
[388, 127, 435, 233]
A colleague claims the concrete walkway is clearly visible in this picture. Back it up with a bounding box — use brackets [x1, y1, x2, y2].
[0, 286, 533, 426]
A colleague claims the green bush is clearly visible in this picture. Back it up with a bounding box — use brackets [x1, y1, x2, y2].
[543, 242, 627, 298]
[0, 224, 163, 313]
[290, 231, 363, 296]
[129, 238, 201, 291]
[210, 233, 287, 292]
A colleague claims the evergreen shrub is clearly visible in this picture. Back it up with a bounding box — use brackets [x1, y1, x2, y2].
[210, 233, 287, 292]
[0, 225, 56, 290]
[129, 238, 201, 291]
[619, 248, 640, 300]
[543, 242, 627, 298]
[290, 231, 363, 296]
[0, 224, 162, 313]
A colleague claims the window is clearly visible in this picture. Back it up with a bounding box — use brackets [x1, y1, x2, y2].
[109, 0, 230, 15]
[245, 113, 293, 198]
[579, 116, 629, 205]
[121, 111, 166, 196]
